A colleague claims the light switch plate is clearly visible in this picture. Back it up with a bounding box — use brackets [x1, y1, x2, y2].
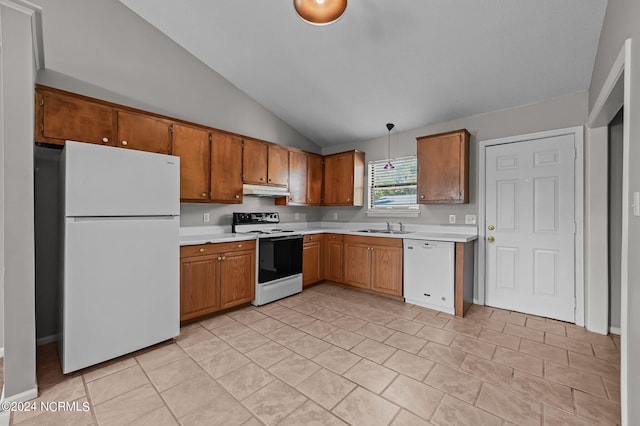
[448, 214, 456, 224]
[333, 212, 338, 220]
[633, 192, 640, 217]
[203, 212, 210, 223]
[465, 214, 477, 225]
[294, 212, 300, 221]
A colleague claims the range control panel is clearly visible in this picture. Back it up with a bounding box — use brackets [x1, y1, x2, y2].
[232, 212, 280, 226]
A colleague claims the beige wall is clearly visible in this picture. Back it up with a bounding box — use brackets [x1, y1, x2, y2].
[321, 92, 587, 224]
[588, 0, 640, 422]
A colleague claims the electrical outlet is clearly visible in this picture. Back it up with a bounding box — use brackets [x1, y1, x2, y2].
[448, 214, 456, 224]
[294, 212, 300, 221]
[465, 214, 476, 225]
[203, 212, 210, 223]
[333, 212, 338, 220]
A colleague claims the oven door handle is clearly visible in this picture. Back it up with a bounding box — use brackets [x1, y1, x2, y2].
[264, 235, 302, 242]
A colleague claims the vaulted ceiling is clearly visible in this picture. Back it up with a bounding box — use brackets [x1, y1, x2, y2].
[119, 0, 607, 146]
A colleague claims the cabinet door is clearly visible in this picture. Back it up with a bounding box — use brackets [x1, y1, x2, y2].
[324, 235, 343, 283]
[242, 139, 268, 184]
[211, 132, 243, 203]
[180, 255, 220, 321]
[417, 130, 469, 203]
[323, 152, 351, 205]
[220, 249, 255, 309]
[288, 150, 308, 204]
[343, 242, 371, 289]
[307, 154, 323, 205]
[370, 246, 403, 296]
[303, 241, 321, 287]
[117, 111, 172, 154]
[38, 91, 115, 146]
[172, 124, 210, 201]
[268, 144, 289, 186]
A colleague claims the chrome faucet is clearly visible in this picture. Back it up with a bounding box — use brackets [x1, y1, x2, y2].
[386, 221, 392, 231]
[399, 222, 405, 232]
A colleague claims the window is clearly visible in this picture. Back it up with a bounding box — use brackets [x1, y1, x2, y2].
[367, 156, 419, 216]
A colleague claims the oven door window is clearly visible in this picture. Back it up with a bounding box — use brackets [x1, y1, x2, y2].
[259, 236, 303, 284]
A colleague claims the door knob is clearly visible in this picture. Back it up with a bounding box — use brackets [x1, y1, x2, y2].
[488, 225, 495, 231]
[487, 236, 495, 243]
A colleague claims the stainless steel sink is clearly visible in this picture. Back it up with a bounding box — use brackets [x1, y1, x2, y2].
[352, 229, 414, 235]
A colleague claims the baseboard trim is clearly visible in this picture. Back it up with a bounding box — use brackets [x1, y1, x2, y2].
[36, 334, 59, 346]
[609, 327, 621, 335]
[1, 384, 38, 406]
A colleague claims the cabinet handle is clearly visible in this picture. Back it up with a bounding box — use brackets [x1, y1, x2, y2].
[347, 197, 350, 202]
[121, 140, 128, 146]
[260, 177, 265, 181]
[222, 256, 226, 260]
[420, 195, 425, 199]
[235, 194, 240, 199]
[199, 248, 205, 253]
[238, 244, 242, 248]
[268, 178, 272, 182]
[202, 193, 207, 198]
[218, 256, 222, 260]
[102, 137, 109, 143]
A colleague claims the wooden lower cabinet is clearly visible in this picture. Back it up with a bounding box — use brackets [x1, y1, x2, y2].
[324, 234, 343, 283]
[343, 235, 403, 296]
[180, 240, 255, 321]
[303, 234, 323, 287]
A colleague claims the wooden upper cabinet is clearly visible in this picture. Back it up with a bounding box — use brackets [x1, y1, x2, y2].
[211, 132, 243, 203]
[242, 139, 269, 184]
[267, 144, 289, 186]
[36, 89, 115, 146]
[242, 139, 289, 187]
[323, 150, 365, 206]
[307, 154, 323, 205]
[117, 110, 172, 154]
[417, 129, 470, 204]
[172, 124, 211, 201]
[288, 150, 308, 204]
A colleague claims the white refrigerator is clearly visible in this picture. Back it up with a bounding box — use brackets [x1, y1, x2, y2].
[60, 141, 180, 373]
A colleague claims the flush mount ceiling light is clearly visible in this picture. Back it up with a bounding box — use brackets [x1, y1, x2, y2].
[384, 123, 395, 170]
[294, 0, 347, 26]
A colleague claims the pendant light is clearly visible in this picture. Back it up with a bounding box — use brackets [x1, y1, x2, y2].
[294, 0, 347, 26]
[384, 123, 395, 170]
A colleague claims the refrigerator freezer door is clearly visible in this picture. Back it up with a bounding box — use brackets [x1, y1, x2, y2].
[63, 141, 179, 217]
[61, 216, 179, 373]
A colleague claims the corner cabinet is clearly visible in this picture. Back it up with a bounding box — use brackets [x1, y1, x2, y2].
[417, 129, 470, 204]
[278, 150, 323, 206]
[323, 150, 365, 206]
[343, 235, 403, 297]
[179, 240, 255, 321]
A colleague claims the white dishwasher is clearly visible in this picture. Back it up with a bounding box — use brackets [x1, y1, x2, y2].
[403, 239, 455, 314]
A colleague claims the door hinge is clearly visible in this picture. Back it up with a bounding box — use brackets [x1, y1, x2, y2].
[169, 124, 173, 134]
[209, 134, 212, 142]
[574, 147, 577, 160]
[40, 124, 44, 133]
[40, 98, 44, 106]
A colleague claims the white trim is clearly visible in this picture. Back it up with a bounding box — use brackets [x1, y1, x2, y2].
[477, 126, 585, 326]
[0, 385, 38, 405]
[36, 334, 58, 346]
[0, 0, 43, 69]
[365, 209, 420, 218]
[586, 38, 631, 426]
[609, 327, 621, 336]
[0, 347, 3, 358]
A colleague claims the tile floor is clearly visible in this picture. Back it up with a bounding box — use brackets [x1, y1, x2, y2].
[9, 283, 620, 425]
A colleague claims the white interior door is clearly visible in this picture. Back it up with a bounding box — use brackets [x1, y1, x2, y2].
[485, 134, 576, 322]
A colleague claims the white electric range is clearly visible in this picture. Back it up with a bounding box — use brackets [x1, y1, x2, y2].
[232, 212, 303, 305]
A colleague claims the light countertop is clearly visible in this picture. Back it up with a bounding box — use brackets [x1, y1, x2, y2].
[179, 223, 477, 246]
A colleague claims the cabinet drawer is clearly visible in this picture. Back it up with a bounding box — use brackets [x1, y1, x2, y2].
[325, 233, 343, 242]
[180, 240, 255, 258]
[344, 235, 402, 248]
[303, 234, 322, 243]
